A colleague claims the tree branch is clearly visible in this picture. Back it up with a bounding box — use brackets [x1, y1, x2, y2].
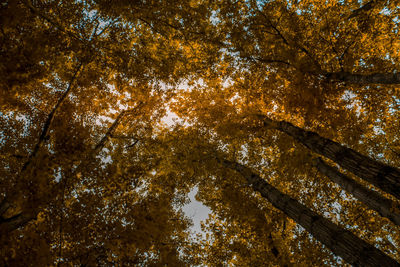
[21, 62, 84, 173]
[326, 71, 400, 84]
[256, 10, 322, 71]
[314, 157, 400, 226]
[348, 0, 379, 19]
[220, 158, 399, 266]
[22, 0, 85, 43]
[0, 63, 84, 226]
[93, 103, 143, 152]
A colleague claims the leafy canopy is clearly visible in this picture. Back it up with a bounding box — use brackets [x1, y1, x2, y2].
[1, 0, 400, 266]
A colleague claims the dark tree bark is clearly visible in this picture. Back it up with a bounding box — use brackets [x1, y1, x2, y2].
[257, 115, 400, 199]
[314, 158, 400, 226]
[348, 0, 381, 19]
[326, 72, 400, 84]
[221, 159, 400, 267]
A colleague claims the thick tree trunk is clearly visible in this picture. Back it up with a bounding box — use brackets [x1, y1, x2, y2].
[259, 115, 400, 199]
[348, 0, 380, 19]
[314, 158, 400, 226]
[326, 71, 400, 84]
[221, 159, 400, 267]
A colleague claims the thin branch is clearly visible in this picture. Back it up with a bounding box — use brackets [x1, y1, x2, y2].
[253, 56, 292, 67]
[21, 62, 84, 173]
[94, 111, 127, 152]
[125, 140, 139, 149]
[257, 10, 290, 46]
[110, 134, 138, 140]
[92, 102, 143, 154]
[92, 104, 143, 152]
[138, 17, 166, 36]
[93, 17, 119, 39]
[0, 62, 84, 229]
[256, 10, 322, 71]
[22, 0, 85, 43]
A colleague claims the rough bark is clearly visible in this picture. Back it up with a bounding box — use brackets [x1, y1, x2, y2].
[314, 158, 400, 226]
[259, 115, 400, 199]
[326, 71, 400, 84]
[348, 0, 379, 19]
[221, 159, 400, 267]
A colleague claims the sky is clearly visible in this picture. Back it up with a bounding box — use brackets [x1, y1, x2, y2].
[182, 186, 212, 235]
[161, 111, 213, 235]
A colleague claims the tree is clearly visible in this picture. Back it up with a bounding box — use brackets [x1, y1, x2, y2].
[256, 115, 400, 200]
[170, 1, 400, 264]
[2, 0, 400, 266]
[0, 0, 218, 264]
[157, 122, 399, 265]
[314, 157, 400, 226]
[220, 158, 399, 266]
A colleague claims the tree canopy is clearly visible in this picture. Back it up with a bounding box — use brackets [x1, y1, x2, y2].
[1, 0, 400, 266]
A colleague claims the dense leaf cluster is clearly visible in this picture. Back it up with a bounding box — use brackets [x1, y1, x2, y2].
[1, 0, 400, 266]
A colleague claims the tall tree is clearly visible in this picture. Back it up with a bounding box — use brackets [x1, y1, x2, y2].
[2, 0, 400, 265]
[172, 68, 400, 264]
[220, 158, 399, 266]
[0, 0, 219, 264]
[313, 157, 400, 226]
[253, 114, 400, 199]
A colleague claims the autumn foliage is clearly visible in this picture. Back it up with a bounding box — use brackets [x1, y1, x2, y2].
[1, 0, 400, 266]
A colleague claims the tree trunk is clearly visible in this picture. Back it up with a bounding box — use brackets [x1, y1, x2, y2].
[326, 71, 400, 84]
[348, 0, 380, 19]
[221, 159, 400, 267]
[259, 115, 400, 199]
[314, 158, 400, 226]
[0, 104, 144, 234]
